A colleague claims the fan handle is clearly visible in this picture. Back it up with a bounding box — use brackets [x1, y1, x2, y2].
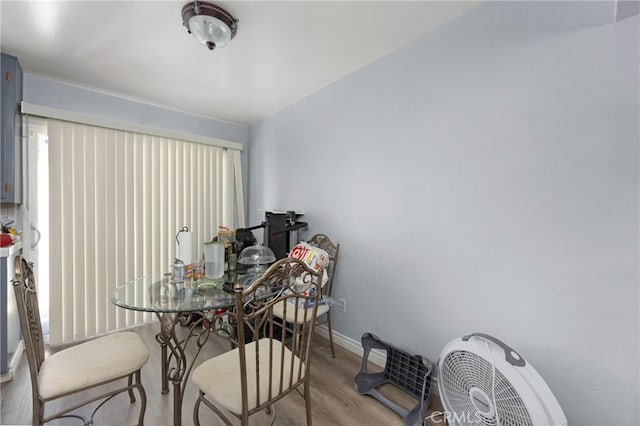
[462, 333, 526, 367]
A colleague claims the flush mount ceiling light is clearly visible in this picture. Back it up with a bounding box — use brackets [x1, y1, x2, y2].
[181, 1, 238, 51]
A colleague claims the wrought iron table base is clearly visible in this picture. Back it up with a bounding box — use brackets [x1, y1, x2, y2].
[154, 311, 213, 426]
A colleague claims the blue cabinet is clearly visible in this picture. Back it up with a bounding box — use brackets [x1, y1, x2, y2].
[1, 53, 23, 204]
[0, 242, 22, 381]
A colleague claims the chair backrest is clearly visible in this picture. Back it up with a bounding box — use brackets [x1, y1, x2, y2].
[225, 257, 322, 419]
[12, 256, 45, 395]
[307, 233, 340, 297]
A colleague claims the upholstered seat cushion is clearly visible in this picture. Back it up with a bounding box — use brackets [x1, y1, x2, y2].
[192, 338, 305, 415]
[272, 300, 330, 324]
[38, 332, 149, 399]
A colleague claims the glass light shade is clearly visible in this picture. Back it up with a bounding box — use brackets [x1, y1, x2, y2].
[238, 245, 276, 266]
[189, 15, 232, 47]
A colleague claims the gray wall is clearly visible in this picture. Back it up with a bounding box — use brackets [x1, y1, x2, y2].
[24, 73, 249, 144]
[248, 2, 639, 425]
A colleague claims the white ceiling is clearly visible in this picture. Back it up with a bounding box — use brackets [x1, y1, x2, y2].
[1, 1, 478, 125]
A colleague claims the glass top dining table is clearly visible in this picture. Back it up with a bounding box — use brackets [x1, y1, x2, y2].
[111, 270, 264, 426]
[111, 272, 250, 314]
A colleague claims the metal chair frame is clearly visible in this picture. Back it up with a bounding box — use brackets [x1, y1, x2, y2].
[12, 256, 147, 426]
[306, 233, 340, 357]
[193, 257, 322, 426]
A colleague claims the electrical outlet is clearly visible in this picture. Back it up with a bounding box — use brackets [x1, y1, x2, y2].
[338, 298, 347, 313]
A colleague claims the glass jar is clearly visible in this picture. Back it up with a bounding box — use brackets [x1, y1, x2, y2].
[217, 228, 236, 272]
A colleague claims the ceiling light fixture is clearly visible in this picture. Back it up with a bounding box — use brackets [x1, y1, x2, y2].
[181, 1, 238, 51]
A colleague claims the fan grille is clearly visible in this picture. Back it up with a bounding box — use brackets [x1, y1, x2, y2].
[440, 350, 533, 426]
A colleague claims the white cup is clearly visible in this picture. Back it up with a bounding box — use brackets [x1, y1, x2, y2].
[204, 241, 225, 279]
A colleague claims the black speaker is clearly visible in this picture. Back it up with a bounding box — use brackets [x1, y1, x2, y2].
[264, 211, 307, 259]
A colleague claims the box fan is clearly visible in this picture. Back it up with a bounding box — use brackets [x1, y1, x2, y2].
[437, 333, 567, 426]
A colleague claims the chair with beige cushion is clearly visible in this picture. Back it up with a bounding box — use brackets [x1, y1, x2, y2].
[12, 256, 149, 426]
[192, 257, 323, 426]
[273, 233, 340, 357]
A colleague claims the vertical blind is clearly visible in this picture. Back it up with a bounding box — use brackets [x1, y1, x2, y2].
[47, 119, 244, 345]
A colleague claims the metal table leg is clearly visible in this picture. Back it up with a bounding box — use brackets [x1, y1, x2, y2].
[160, 341, 169, 394]
[154, 312, 212, 426]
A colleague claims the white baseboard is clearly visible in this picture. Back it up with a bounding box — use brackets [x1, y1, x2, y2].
[314, 326, 440, 396]
[0, 369, 12, 383]
[0, 340, 24, 384]
[315, 325, 386, 368]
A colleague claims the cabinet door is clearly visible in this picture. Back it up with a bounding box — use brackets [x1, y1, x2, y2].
[0, 53, 22, 203]
[1, 248, 23, 375]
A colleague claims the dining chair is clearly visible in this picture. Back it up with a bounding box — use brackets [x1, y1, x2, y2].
[273, 233, 340, 358]
[191, 257, 323, 426]
[12, 256, 149, 426]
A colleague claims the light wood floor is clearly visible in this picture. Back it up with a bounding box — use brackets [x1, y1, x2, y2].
[0, 323, 443, 425]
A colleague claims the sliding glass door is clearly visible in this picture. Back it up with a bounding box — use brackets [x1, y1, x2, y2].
[42, 118, 243, 345]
